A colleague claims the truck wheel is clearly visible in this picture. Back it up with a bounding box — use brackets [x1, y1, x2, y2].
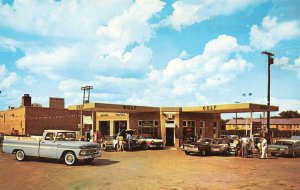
[200, 150, 206, 156]
[64, 152, 77, 166]
[84, 158, 94, 164]
[185, 151, 190, 155]
[16, 150, 26, 161]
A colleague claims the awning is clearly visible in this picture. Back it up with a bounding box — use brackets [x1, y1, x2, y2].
[182, 103, 278, 113]
[69, 102, 278, 114]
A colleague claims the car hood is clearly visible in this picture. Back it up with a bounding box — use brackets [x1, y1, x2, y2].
[211, 144, 228, 148]
[268, 145, 289, 149]
[56, 141, 100, 149]
[187, 142, 208, 146]
[145, 139, 163, 142]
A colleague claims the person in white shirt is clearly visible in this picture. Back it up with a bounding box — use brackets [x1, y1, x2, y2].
[261, 137, 268, 159]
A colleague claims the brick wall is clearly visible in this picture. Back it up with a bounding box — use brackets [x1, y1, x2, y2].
[25, 107, 91, 135]
[129, 112, 161, 136]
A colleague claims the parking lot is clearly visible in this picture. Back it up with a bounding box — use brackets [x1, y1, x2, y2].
[0, 145, 300, 190]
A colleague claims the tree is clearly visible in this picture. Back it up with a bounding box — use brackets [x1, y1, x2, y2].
[278, 110, 300, 118]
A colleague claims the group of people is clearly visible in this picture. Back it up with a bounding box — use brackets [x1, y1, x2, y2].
[233, 137, 268, 159]
[115, 131, 133, 152]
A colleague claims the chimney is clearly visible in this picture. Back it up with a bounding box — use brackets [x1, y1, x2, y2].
[22, 94, 31, 107]
[49, 97, 65, 109]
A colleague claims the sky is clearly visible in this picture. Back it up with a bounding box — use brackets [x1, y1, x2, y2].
[0, 0, 300, 118]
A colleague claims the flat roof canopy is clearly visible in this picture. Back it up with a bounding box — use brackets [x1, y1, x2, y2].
[182, 103, 278, 113]
[68, 103, 160, 113]
[69, 102, 278, 114]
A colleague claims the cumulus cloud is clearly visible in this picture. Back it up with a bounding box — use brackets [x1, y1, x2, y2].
[126, 35, 252, 106]
[97, 0, 165, 51]
[274, 56, 300, 77]
[3, 0, 163, 80]
[0, 64, 17, 89]
[0, 36, 18, 52]
[295, 56, 300, 77]
[0, 0, 132, 38]
[16, 47, 73, 80]
[250, 16, 300, 50]
[162, 0, 264, 30]
[149, 35, 251, 88]
[91, 44, 153, 77]
[274, 57, 293, 71]
[55, 35, 251, 107]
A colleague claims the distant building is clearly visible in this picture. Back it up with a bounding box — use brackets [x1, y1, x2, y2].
[49, 97, 65, 109]
[226, 118, 300, 138]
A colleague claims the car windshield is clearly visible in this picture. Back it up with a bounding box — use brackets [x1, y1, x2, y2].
[275, 141, 294, 146]
[197, 138, 211, 144]
[140, 134, 153, 139]
[56, 132, 77, 141]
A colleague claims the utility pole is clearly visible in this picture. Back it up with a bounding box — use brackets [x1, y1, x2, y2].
[261, 51, 274, 139]
[81, 85, 93, 104]
[79, 85, 93, 139]
[235, 101, 240, 136]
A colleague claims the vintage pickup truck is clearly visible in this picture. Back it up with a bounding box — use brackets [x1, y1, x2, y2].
[2, 130, 101, 166]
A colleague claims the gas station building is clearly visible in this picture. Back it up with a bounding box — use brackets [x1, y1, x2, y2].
[68, 103, 279, 147]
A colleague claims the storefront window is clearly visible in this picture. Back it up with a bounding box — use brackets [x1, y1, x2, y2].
[183, 120, 195, 140]
[138, 120, 158, 137]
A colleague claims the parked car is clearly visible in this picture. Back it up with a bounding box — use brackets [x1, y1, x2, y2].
[129, 135, 146, 150]
[291, 136, 300, 140]
[115, 129, 145, 151]
[184, 138, 212, 156]
[181, 136, 198, 151]
[2, 130, 101, 165]
[210, 138, 230, 155]
[101, 136, 115, 151]
[268, 139, 300, 157]
[0, 133, 4, 143]
[137, 134, 165, 149]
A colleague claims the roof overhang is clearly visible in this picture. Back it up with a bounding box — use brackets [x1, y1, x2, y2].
[68, 102, 279, 114]
[182, 103, 279, 113]
[68, 103, 160, 113]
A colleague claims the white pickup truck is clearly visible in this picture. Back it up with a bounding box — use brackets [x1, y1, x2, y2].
[2, 130, 101, 166]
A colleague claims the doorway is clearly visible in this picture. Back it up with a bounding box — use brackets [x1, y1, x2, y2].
[99, 121, 110, 136]
[166, 128, 175, 146]
[114, 120, 127, 135]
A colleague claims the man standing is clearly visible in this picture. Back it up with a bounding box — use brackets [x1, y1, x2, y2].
[261, 137, 268, 159]
[126, 132, 132, 151]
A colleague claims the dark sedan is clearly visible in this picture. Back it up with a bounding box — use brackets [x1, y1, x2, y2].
[268, 139, 300, 157]
[184, 138, 212, 156]
[210, 138, 230, 155]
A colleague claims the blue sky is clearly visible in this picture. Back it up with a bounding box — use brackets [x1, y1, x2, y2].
[0, 0, 300, 117]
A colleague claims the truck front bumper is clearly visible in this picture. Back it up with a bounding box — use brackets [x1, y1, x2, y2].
[77, 152, 101, 160]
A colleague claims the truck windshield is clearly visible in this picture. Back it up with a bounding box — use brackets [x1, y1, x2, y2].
[56, 132, 77, 141]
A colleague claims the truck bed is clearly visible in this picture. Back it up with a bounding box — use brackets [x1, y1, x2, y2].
[3, 138, 40, 157]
